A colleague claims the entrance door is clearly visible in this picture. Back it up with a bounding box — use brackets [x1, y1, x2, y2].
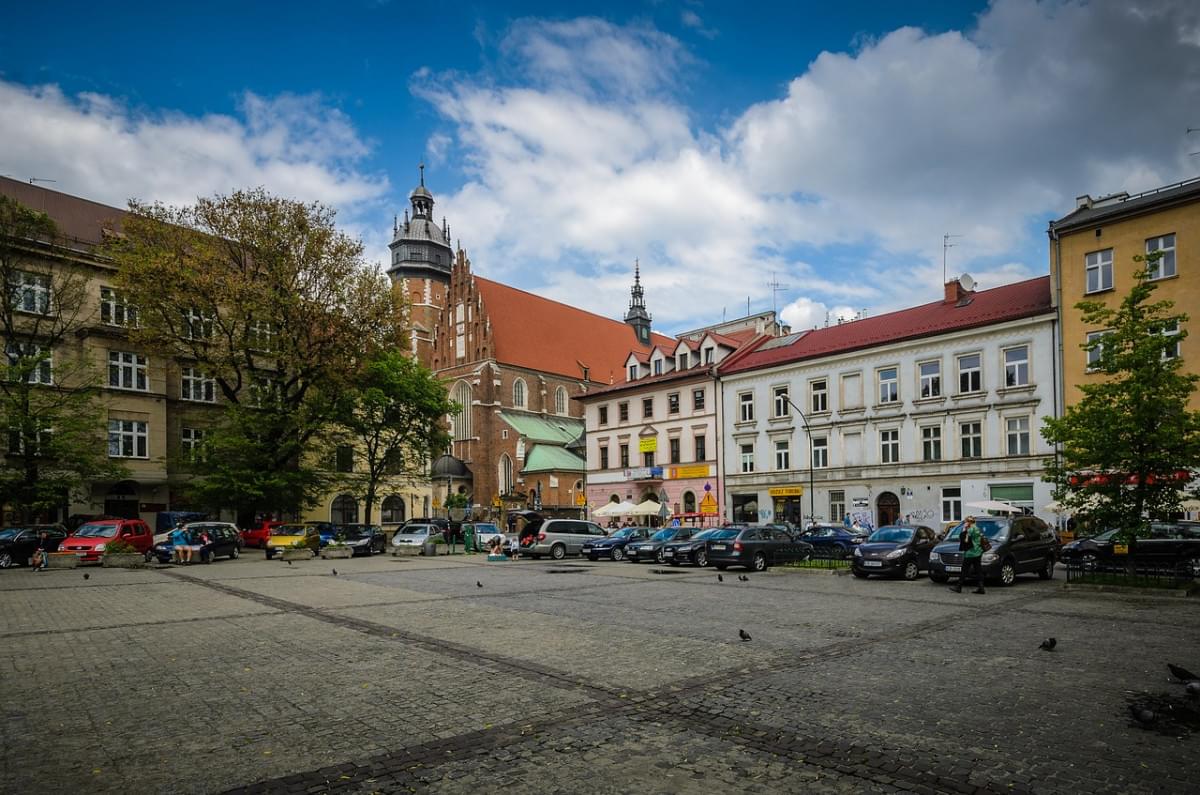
[876, 491, 900, 527]
[104, 481, 140, 519]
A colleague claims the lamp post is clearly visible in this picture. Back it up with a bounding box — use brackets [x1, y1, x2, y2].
[781, 394, 816, 528]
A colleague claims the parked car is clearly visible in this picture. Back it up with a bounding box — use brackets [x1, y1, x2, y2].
[241, 520, 283, 549]
[465, 522, 505, 551]
[265, 524, 321, 559]
[153, 511, 208, 543]
[927, 515, 1057, 585]
[707, 526, 814, 572]
[518, 518, 607, 560]
[797, 524, 868, 558]
[1059, 521, 1200, 575]
[148, 522, 243, 563]
[663, 527, 738, 566]
[308, 522, 340, 547]
[336, 524, 387, 556]
[390, 523, 443, 549]
[582, 526, 653, 561]
[62, 518, 154, 563]
[626, 527, 695, 564]
[0, 524, 69, 568]
[851, 524, 938, 580]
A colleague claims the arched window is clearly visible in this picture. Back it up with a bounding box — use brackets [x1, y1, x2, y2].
[331, 494, 358, 524]
[512, 378, 527, 409]
[381, 495, 405, 524]
[452, 381, 472, 440]
[555, 386, 568, 415]
[683, 491, 697, 513]
[499, 454, 514, 495]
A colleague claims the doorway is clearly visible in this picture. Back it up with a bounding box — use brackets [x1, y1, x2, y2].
[876, 491, 900, 527]
[104, 481, 140, 519]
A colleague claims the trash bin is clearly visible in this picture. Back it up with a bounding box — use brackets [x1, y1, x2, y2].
[422, 541, 437, 557]
[463, 525, 475, 554]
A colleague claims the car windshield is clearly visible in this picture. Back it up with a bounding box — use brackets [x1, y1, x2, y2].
[473, 524, 499, 534]
[868, 527, 913, 543]
[689, 529, 723, 541]
[401, 526, 432, 536]
[608, 528, 636, 539]
[650, 529, 675, 542]
[0, 528, 27, 541]
[75, 523, 119, 538]
[1090, 528, 1122, 542]
[272, 525, 306, 536]
[944, 520, 1008, 541]
[187, 523, 224, 534]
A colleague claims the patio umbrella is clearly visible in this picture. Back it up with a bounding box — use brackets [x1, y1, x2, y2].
[608, 501, 638, 516]
[631, 499, 662, 516]
[593, 502, 618, 517]
[965, 500, 1020, 514]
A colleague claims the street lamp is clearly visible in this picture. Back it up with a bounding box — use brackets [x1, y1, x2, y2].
[781, 394, 816, 528]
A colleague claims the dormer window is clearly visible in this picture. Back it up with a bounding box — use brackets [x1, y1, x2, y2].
[653, 359, 662, 375]
[703, 347, 714, 364]
[628, 365, 638, 381]
[676, 354, 687, 370]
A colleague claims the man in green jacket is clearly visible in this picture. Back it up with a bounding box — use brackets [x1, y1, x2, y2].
[950, 516, 985, 594]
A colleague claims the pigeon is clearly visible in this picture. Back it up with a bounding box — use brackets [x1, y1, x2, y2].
[1187, 682, 1200, 698]
[738, 575, 748, 582]
[331, 569, 338, 577]
[1167, 663, 1199, 683]
[83, 573, 90, 580]
[286, 560, 293, 566]
[717, 574, 723, 582]
[738, 629, 752, 642]
[476, 581, 483, 588]
[1038, 637, 1057, 652]
[1129, 704, 1158, 726]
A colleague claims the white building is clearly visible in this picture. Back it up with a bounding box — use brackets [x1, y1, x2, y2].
[716, 277, 1058, 530]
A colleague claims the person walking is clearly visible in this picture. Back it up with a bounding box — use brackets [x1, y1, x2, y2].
[950, 516, 985, 594]
[32, 531, 52, 571]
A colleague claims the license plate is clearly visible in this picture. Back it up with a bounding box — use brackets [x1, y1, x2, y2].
[711, 544, 726, 551]
[945, 565, 961, 573]
[76, 552, 88, 557]
[664, 549, 674, 557]
[864, 560, 882, 567]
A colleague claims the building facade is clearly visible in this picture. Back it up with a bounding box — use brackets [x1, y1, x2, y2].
[717, 277, 1058, 530]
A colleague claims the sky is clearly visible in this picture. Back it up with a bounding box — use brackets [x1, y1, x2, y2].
[2, 0, 1199, 336]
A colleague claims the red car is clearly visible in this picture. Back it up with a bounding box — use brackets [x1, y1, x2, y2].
[240, 520, 283, 549]
[61, 519, 153, 562]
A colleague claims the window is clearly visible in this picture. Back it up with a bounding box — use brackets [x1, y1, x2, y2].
[247, 319, 274, 352]
[5, 342, 52, 385]
[180, 367, 215, 403]
[108, 419, 148, 458]
[808, 380, 828, 413]
[618, 402, 629, 422]
[921, 426, 942, 461]
[829, 490, 846, 523]
[703, 347, 714, 364]
[774, 439, 790, 470]
[619, 444, 630, 468]
[499, 454, 514, 495]
[335, 445, 354, 473]
[773, 385, 790, 417]
[683, 491, 696, 513]
[512, 379, 527, 409]
[182, 307, 214, 340]
[941, 487, 962, 522]
[452, 381, 472, 440]
[880, 429, 899, 464]
[812, 437, 828, 468]
[8, 426, 52, 456]
[1085, 248, 1113, 293]
[960, 421, 982, 458]
[1004, 346, 1029, 387]
[381, 495, 405, 524]
[676, 354, 688, 371]
[739, 392, 754, 422]
[642, 397, 654, 418]
[249, 375, 277, 408]
[878, 367, 898, 403]
[642, 450, 655, 467]
[331, 494, 358, 524]
[1160, 320, 1181, 359]
[669, 437, 681, 464]
[653, 359, 663, 375]
[599, 446, 610, 469]
[108, 351, 148, 391]
[1086, 331, 1109, 370]
[840, 373, 862, 409]
[555, 387, 568, 415]
[668, 393, 680, 414]
[628, 365, 638, 381]
[919, 361, 940, 398]
[694, 434, 707, 461]
[181, 427, 205, 462]
[9, 271, 50, 314]
[1006, 416, 1030, 456]
[740, 443, 755, 473]
[693, 388, 705, 411]
[1146, 234, 1176, 280]
[957, 353, 981, 393]
[100, 287, 138, 327]
[598, 405, 609, 425]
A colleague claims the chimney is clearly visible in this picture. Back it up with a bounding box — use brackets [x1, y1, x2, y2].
[1075, 194, 1094, 210]
[944, 279, 970, 304]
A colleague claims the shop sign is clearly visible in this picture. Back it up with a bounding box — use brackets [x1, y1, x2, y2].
[669, 464, 710, 479]
[623, 467, 663, 480]
[638, 437, 658, 453]
[768, 486, 804, 497]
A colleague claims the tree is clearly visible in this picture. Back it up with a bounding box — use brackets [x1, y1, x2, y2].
[1042, 254, 1200, 539]
[333, 350, 455, 525]
[0, 196, 127, 521]
[103, 189, 407, 519]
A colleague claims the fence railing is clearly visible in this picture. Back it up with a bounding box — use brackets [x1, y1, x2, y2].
[787, 547, 852, 570]
[1064, 561, 1195, 589]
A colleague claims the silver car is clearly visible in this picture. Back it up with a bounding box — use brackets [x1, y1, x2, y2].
[390, 523, 442, 548]
[518, 519, 607, 560]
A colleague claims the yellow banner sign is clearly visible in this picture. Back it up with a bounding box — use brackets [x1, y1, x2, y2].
[638, 437, 658, 453]
[576, 493, 587, 505]
[699, 493, 718, 514]
[669, 464, 710, 479]
[768, 486, 805, 497]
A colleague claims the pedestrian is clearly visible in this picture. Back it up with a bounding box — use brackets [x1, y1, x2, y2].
[32, 531, 52, 571]
[950, 516, 986, 594]
[196, 528, 211, 563]
[171, 523, 191, 564]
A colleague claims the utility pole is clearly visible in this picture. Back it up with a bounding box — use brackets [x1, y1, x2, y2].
[943, 233, 963, 284]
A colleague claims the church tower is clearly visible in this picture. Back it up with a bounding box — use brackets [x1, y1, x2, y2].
[623, 260, 652, 345]
[387, 164, 454, 366]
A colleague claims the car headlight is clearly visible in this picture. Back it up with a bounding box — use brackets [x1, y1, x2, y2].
[982, 552, 998, 564]
[885, 548, 906, 559]
[96, 543, 106, 552]
[853, 547, 862, 556]
[929, 551, 941, 562]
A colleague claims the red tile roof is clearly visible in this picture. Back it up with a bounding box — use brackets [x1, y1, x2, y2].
[720, 276, 1053, 375]
[473, 276, 674, 383]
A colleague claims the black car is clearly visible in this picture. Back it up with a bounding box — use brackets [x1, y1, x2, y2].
[626, 527, 694, 564]
[1060, 521, 1200, 575]
[581, 526, 652, 561]
[851, 524, 938, 580]
[336, 524, 387, 556]
[707, 526, 814, 572]
[927, 516, 1057, 585]
[0, 524, 68, 568]
[797, 524, 869, 558]
[662, 527, 738, 566]
[148, 522, 243, 563]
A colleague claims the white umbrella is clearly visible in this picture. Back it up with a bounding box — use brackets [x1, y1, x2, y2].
[607, 500, 638, 516]
[965, 500, 1020, 514]
[592, 502, 617, 517]
[630, 499, 662, 516]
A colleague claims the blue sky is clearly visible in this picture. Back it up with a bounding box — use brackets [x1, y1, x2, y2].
[3, 1, 1199, 334]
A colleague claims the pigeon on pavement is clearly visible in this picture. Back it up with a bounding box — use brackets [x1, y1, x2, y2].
[476, 581, 483, 588]
[331, 569, 338, 577]
[286, 560, 293, 566]
[1129, 704, 1158, 726]
[738, 575, 749, 582]
[738, 629, 752, 642]
[717, 574, 723, 582]
[83, 573, 90, 580]
[1039, 637, 1057, 652]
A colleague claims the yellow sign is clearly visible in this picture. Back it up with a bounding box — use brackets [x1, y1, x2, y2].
[638, 437, 658, 453]
[768, 486, 805, 497]
[492, 495, 502, 507]
[1114, 543, 1129, 556]
[669, 464, 710, 479]
[575, 493, 586, 506]
[699, 493, 718, 515]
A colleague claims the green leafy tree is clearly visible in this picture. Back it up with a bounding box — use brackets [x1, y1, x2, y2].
[0, 196, 127, 521]
[333, 350, 455, 525]
[1042, 254, 1200, 539]
[103, 189, 407, 519]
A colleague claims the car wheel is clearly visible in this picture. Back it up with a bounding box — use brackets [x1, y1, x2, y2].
[695, 550, 708, 567]
[143, 550, 155, 564]
[852, 570, 869, 579]
[1037, 556, 1054, 580]
[610, 547, 624, 562]
[656, 550, 666, 564]
[999, 559, 1017, 586]
[751, 552, 767, 572]
[902, 560, 920, 581]
[550, 544, 567, 561]
[0, 551, 12, 569]
[230, 546, 240, 560]
[929, 574, 948, 584]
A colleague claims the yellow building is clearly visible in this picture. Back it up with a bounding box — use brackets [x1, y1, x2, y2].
[1049, 178, 1200, 409]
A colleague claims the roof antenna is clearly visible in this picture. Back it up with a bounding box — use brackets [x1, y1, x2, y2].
[28, 177, 56, 185]
[418, 162, 425, 187]
[943, 233, 963, 284]
[767, 272, 789, 320]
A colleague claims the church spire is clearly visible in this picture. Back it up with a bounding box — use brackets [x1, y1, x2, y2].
[624, 258, 652, 345]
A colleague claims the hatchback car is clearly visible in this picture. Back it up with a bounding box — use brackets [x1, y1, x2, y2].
[582, 526, 652, 561]
[464, 522, 505, 552]
[707, 526, 814, 572]
[0, 524, 69, 568]
[149, 522, 243, 563]
[626, 527, 694, 564]
[390, 523, 442, 549]
[62, 519, 154, 563]
[265, 524, 321, 559]
[336, 524, 387, 556]
[851, 524, 938, 580]
[240, 520, 283, 549]
[663, 527, 738, 566]
[927, 516, 1057, 586]
[518, 518, 607, 560]
[797, 524, 868, 558]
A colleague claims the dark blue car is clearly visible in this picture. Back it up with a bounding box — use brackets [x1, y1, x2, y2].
[581, 526, 652, 561]
[797, 524, 869, 558]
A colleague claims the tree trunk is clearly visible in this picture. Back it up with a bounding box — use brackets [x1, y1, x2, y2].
[363, 482, 375, 526]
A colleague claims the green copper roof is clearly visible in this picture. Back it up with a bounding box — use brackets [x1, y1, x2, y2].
[499, 411, 583, 444]
[522, 445, 586, 474]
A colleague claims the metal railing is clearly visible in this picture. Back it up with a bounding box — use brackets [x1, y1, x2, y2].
[786, 547, 851, 570]
[1064, 561, 1195, 590]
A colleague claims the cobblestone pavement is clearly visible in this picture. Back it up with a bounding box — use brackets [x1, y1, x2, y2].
[2, 553, 1198, 794]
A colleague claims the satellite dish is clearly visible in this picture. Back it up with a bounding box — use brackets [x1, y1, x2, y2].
[958, 273, 976, 293]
